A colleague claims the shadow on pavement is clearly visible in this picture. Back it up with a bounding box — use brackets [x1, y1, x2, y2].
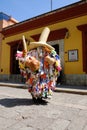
[0, 98, 48, 107]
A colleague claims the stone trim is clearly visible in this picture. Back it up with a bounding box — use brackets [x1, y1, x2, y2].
[65, 74, 87, 86]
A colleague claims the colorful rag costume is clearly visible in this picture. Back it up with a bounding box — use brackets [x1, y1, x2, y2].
[16, 27, 62, 99]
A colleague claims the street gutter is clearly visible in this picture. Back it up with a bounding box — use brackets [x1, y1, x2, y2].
[0, 82, 87, 95]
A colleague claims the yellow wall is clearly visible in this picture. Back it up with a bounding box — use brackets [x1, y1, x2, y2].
[1, 15, 87, 74]
[63, 16, 86, 74]
[1, 39, 10, 74]
[48, 15, 87, 74]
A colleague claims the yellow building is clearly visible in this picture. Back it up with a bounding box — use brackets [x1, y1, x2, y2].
[0, 1, 87, 86]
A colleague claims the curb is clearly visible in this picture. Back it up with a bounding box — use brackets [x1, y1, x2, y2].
[0, 82, 26, 89]
[0, 82, 87, 95]
[55, 88, 87, 95]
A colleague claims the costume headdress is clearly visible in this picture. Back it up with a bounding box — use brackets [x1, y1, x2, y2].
[28, 27, 55, 50]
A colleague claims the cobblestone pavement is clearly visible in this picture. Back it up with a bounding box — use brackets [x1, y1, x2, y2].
[0, 86, 87, 130]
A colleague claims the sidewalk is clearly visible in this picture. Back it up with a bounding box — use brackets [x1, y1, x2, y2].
[0, 82, 26, 88]
[0, 82, 87, 95]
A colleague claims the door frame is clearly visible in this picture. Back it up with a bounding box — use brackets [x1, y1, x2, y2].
[77, 24, 87, 73]
[7, 40, 23, 74]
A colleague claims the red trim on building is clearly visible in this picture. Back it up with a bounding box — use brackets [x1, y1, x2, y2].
[31, 28, 68, 41]
[7, 40, 22, 46]
[77, 24, 87, 73]
[1, 1, 87, 37]
[77, 24, 87, 32]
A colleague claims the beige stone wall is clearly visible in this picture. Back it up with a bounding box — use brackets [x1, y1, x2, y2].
[65, 74, 87, 86]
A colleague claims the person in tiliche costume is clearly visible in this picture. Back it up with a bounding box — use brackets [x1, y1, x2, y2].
[16, 27, 62, 101]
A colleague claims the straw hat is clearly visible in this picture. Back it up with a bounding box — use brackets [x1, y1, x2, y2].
[28, 27, 55, 50]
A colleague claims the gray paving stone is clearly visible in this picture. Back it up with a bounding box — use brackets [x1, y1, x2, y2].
[0, 116, 18, 130]
[0, 86, 87, 130]
[47, 118, 70, 130]
[68, 116, 87, 130]
[58, 108, 79, 121]
[23, 116, 54, 130]
[79, 110, 87, 118]
[84, 125, 87, 130]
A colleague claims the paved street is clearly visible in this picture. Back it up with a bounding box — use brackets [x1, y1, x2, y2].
[0, 86, 87, 130]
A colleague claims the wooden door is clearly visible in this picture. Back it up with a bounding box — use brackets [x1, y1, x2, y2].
[10, 44, 20, 74]
[9, 40, 23, 74]
[84, 32, 87, 73]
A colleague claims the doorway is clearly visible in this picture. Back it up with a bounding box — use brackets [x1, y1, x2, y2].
[49, 39, 64, 85]
[83, 32, 87, 73]
[10, 45, 20, 74]
[52, 44, 59, 54]
[10, 40, 23, 74]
